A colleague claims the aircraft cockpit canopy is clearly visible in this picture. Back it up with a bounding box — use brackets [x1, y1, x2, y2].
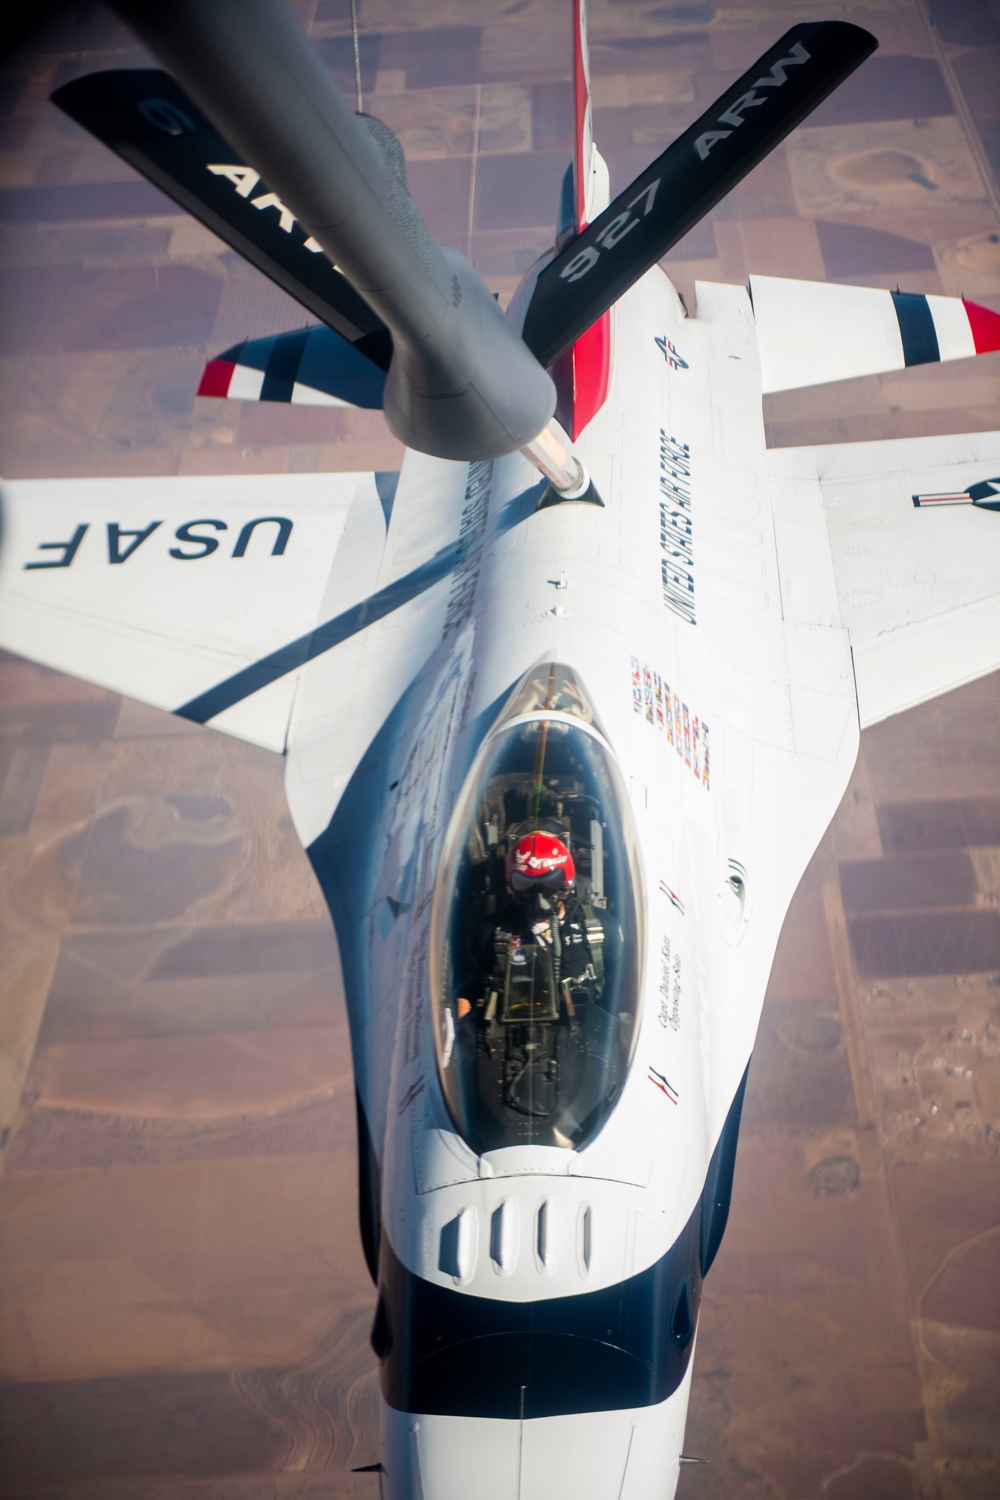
[431, 663, 643, 1155]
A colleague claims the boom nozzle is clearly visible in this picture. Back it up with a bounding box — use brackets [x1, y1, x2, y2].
[522, 422, 590, 498]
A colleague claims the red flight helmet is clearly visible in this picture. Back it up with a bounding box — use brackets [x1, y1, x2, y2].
[506, 830, 575, 895]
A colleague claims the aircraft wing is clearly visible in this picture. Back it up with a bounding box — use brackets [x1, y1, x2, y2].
[0, 470, 391, 752]
[751, 275, 1000, 393]
[771, 432, 1000, 728]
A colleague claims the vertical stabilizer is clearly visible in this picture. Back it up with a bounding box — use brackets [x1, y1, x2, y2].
[559, 0, 611, 439]
[573, 0, 593, 229]
[572, 0, 609, 229]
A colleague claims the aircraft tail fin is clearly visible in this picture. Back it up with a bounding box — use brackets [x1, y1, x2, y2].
[571, 0, 609, 232]
[52, 69, 392, 372]
[552, 0, 612, 441]
[521, 20, 878, 372]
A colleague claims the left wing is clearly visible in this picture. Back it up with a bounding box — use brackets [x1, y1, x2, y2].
[770, 432, 1000, 728]
[0, 471, 388, 752]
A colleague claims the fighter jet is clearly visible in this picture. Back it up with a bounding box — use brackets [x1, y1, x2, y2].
[2, 2, 998, 1495]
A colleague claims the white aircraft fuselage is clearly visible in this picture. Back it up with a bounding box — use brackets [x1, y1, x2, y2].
[282, 257, 860, 1498]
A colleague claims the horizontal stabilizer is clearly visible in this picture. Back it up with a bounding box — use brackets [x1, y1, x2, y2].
[751, 275, 1000, 393]
[200, 325, 386, 409]
[521, 21, 877, 370]
[52, 69, 392, 370]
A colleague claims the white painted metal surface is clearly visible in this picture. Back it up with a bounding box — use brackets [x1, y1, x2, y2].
[752, 272, 986, 392]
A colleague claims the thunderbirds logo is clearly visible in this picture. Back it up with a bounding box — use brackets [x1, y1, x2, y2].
[655, 336, 688, 370]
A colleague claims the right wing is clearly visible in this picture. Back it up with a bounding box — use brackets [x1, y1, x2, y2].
[771, 432, 1000, 728]
[751, 275, 1000, 393]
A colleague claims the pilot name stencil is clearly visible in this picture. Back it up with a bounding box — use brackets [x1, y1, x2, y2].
[630, 656, 710, 787]
[444, 460, 493, 637]
[23, 517, 293, 569]
[658, 935, 681, 1032]
[401, 927, 428, 1070]
[659, 431, 695, 624]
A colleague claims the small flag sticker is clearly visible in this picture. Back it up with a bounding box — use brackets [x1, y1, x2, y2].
[660, 879, 685, 915]
[648, 1065, 679, 1104]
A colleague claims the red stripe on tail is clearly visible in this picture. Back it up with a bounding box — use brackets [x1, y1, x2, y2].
[563, 1, 609, 440]
[570, 312, 611, 440]
[573, 0, 591, 232]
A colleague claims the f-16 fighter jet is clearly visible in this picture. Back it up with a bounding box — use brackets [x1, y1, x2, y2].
[2, 2, 998, 1495]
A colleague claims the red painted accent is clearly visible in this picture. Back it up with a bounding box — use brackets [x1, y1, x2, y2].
[197, 359, 236, 398]
[964, 298, 1000, 354]
[569, 310, 611, 440]
[573, 0, 590, 231]
[506, 830, 575, 891]
[563, 6, 609, 438]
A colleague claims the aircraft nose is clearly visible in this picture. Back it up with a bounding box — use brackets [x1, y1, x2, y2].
[379, 1400, 686, 1499]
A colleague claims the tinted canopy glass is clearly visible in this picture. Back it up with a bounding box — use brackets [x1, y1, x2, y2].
[431, 671, 642, 1154]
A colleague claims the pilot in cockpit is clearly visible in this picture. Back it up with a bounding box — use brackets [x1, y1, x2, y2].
[476, 830, 597, 1024]
[504, 829, 588, 944]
